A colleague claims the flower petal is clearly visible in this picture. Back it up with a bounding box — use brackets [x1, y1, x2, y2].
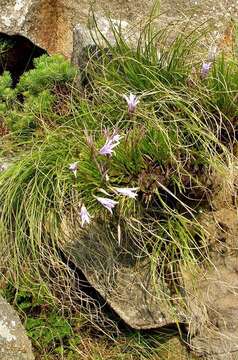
[96, 196, 118, 214]
[80, 204, 91, 226]
[114, 187, 138, 199]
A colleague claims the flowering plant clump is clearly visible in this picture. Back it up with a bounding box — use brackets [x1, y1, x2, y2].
[68, 131, 138, 225]
[0, 25, 237, 360]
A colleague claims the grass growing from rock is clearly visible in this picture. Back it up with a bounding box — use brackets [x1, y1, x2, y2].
[0, 13, 237, 359]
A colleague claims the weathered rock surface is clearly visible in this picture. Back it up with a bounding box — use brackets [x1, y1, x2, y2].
[1, 1, 238, 62]
[180, 167, 238, 360]
[0, 0, 153, 59]
[188, 207, 238, 360]
[0, 296, 34, 360]
[69, 221, 187, 330]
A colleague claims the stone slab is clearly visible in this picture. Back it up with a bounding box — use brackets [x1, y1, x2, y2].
[0, 296, 34, 360]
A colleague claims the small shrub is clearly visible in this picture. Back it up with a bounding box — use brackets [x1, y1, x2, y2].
[0, 54, 78, 136]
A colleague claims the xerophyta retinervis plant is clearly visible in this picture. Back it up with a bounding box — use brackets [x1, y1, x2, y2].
[0, 10, 236, 328]
[68, 130, 139, 222]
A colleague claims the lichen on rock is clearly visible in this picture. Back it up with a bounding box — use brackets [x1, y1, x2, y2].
[0, 296, 34, 360]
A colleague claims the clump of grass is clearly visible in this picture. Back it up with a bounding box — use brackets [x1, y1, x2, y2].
[0, 7, 237, 360]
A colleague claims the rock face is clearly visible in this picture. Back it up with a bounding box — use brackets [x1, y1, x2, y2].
[1, 0, 238, 62]
[0, 296, 34, 360]
[189, 208, 238, 360]
[69, 222, 186, 330]
[0, 0, 153, 59]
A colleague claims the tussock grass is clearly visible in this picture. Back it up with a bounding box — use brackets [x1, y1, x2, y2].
[0, 5, 237, 359]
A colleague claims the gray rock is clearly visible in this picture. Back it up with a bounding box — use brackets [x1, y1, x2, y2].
[0, 296, 34, 360]
[0, 0, 238, 61]
[187, 207, 238, 360]
[189, 259, 238, 359]
[67, 221, 187, 330]
[0, 0, 153, 58]
[72, 17, 137, 67]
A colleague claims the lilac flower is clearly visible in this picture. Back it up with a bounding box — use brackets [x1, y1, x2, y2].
[110, 134, 121, 143]
[80, 204, 91, 227]
[114, 187, 138, 199]
[69, 162, 78, 177]
[201, 62, 212, 79]
[99, 133, 122, 156]
[96, 196, 118, 214]
[0, 163, 8, 172]
[123, 93, 139, 113]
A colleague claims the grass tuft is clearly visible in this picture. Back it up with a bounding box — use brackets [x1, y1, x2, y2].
[0, 7, 237, 359]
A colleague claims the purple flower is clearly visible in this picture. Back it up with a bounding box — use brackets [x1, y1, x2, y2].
[110, 134, 121, 143]
[80, 204, 91, 227]
[201, 62, 212, 79]
[96, 196, 118, 214]
[114, 187, 138, 199]
[0, 163, 8, 172]
[123, 93, 139, 113]
[99, 134, 122, 156]
[69, 162, 78, 177]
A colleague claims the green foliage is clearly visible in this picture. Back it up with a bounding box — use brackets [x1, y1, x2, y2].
[1, 283, 81, 359]
[0, 71, 15, 113]
[26, 313, 78, 355]
[0, 54, 78, 136]
[17, 54, 77, 94]
[207, 55, 238, 119]
[0, 71, 13, 97]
